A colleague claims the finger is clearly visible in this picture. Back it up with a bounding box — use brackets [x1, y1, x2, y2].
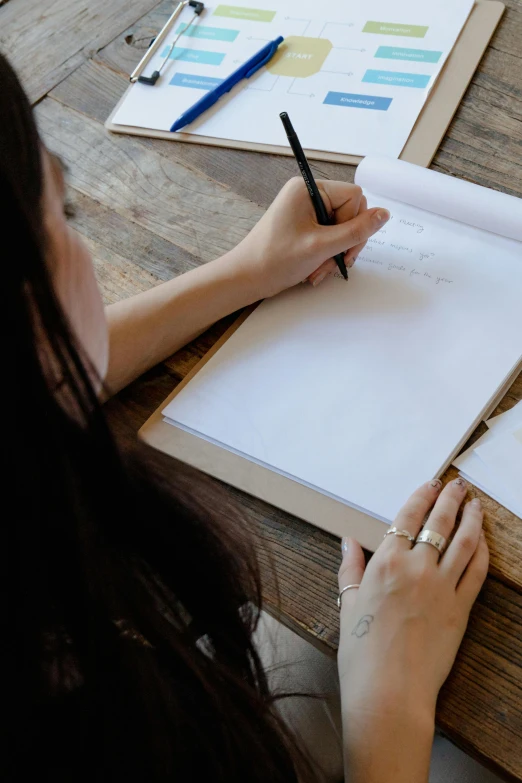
[320, 207, 390, 259]
[415, 477, 468, 563]
[457, 532, 489, 605]
[338, 536, 366, 613]
[338, 193, 368, 226]
[441, 498, 483, 584]
[308, 238, 366, 284]
[330, 187, 363, 225]
[308, 195, 370, 284]
[308, 257, 337, 286]
[317, 181, 362, 216]
[343, 196, 369, 268]
[387, 479, 443, 547]
[345, 240, 366, 268]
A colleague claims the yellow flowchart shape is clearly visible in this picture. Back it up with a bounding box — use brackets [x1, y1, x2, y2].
[267, 36, 333, 78]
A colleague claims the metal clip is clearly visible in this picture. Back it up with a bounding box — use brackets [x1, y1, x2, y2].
[129, 1, 205, 86]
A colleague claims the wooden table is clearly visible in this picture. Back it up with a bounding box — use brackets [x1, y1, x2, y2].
[2, 0, 521, 778]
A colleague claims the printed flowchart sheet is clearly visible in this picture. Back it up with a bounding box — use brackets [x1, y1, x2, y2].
[113, 0, 473, 157]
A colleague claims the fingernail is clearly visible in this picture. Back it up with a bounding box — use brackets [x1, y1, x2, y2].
[312, 272, 327, 287]
[430, 479, 442, 490]
[374, 209, 390, 225]
[348, 253, 359, 268]
[455, 477, 467, 487]
[471, 497, 482, 509]
[342, 536, 350, 554]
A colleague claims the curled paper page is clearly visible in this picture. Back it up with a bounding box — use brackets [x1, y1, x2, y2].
[356, 156, 522, 242]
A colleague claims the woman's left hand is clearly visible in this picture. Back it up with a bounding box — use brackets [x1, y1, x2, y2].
[226, 177, 388, 300]
[338, 479, 489, 714]
[335, 479, 489, 782]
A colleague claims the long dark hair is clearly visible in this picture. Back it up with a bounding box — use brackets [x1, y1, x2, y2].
[2, 52, 317, 782]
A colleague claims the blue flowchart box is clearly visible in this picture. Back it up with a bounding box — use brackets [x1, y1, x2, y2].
[362, 69, 430, 88]
[375, 46, 442, 63]
[324, 92, 392, 110]
[176, 23, 239, 42]
[160, 46, 225, 66]
[170, 73, 223, 90]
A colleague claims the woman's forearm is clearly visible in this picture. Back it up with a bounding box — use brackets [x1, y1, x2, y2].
[104, 249, 256, 395]
[103, 181, 388, 395]
[341, 694, 434, 783]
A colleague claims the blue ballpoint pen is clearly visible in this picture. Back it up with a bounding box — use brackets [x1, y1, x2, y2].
[170, 36, 284, 132]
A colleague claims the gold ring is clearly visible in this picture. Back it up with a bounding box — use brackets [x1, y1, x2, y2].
[415, 529, 448, 556]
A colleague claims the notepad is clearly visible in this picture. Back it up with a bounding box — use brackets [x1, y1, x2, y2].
[110, 0, 474, 159]
[162, 157, 522, 525]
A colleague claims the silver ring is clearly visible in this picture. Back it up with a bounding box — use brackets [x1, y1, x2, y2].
[415, 529, 448, 556]
[337, 584, 360, 609]
[384, 526, 415, 543]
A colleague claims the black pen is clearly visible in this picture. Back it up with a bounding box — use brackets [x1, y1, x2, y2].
[279, 111, 348, 280]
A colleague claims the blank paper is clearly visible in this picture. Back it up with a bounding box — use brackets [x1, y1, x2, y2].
[163, 159, 522, 523]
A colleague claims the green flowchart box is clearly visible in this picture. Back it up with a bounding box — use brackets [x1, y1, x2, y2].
[363, 21, 429, 38]
[213, 5, 276, 22]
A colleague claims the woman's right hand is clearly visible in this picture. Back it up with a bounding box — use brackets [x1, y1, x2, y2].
[224, 177, 389, 301]
[337, 478, 489, 782]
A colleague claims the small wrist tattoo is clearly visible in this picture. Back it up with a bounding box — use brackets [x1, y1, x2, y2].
[351, 615, 374, 638]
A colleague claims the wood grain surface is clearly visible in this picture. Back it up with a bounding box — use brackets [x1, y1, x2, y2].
[1, 0, 521, 778]
[0, 0, 160, 103]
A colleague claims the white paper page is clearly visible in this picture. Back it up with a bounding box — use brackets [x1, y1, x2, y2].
[113, 0, 472, 158]
[486, 401, 522, 429]
[356, 157, 522, 242]
[457, 461, 521, 517]
[163, 196, 522, 524]
[475, 427, 522, 510]
[453, 406, 522, 517]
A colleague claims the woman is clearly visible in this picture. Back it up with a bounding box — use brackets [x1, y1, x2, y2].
[4, 50, 492, 782]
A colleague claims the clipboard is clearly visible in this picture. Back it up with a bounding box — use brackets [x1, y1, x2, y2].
[106, 1, 504, 168]
[139, 300, 521, 552]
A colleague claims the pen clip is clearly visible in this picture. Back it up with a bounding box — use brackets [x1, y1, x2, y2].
[244, 37, 284, 79]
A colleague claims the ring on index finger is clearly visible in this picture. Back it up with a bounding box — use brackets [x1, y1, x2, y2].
[384, 526, 415, 544]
